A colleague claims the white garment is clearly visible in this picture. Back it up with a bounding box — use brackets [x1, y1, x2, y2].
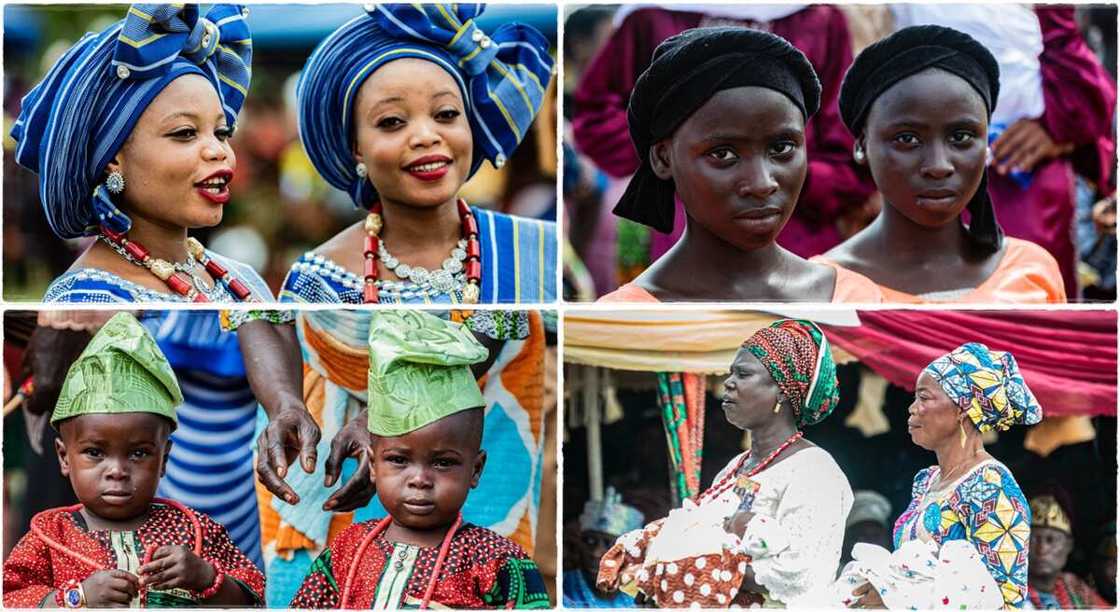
[797, 540, 1003, 609]
[891, 4, 1046, 128]
[710, 446, 854, 604]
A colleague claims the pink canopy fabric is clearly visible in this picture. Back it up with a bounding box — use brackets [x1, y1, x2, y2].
[825, 310, 1116, 417]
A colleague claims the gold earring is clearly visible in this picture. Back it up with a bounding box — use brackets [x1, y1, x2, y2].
[959, 421, 967, 449]
[773, 401, 782, 414]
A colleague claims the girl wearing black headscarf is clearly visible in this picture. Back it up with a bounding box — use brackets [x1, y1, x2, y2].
[597, 26, 882, 303]
[815, 25, 1066, 304]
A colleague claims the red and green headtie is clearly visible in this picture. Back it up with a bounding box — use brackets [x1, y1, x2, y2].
[742, 319, 839, 428]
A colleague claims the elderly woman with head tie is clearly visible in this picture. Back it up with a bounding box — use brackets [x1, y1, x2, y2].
[597, 320, 854, 607]
[281, 4, 557, 304]
[11, 4, 272, 303]
[596, 27, 881, 303]
[835, 343, 1040, 609]
[815, 26, 1066, 304]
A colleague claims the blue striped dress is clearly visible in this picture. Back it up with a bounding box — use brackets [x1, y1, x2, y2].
[280, 206, 557, 304]
[145, 311, 264, 569]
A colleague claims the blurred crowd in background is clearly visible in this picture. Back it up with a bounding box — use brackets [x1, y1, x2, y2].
[3, 4, 558, 301]
[562, 4, 1119, 302]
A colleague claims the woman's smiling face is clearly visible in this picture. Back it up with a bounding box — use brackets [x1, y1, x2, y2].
[862, 67, 988, 228]
[351, 58, 473, 209]
[653, 86, 807, 251]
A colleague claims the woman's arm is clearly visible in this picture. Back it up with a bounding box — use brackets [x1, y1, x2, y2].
[237, 318, 321, 505]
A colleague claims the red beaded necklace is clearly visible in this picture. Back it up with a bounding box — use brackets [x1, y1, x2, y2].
[697, 431, 804, 503]
[361, 199, 482, 304]
[341, 513, 463, 609]
[30, 497, 203, 606]
[1029, 575, 1080, 609]
[99, 227, 256, 302]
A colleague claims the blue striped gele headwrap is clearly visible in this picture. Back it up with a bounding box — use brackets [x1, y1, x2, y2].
[10, 4, 252, 240]
[297, 4, 554, 209]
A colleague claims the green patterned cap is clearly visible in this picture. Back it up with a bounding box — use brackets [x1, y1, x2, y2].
[367, 310, 489, 437]
[52, 312, 182, 428]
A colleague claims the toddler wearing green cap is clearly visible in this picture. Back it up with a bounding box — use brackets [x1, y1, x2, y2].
[2, 312, 264, 608]
[289, 310, 550, 609]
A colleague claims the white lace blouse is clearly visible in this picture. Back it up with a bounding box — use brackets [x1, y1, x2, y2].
[709, 445, 854, 604]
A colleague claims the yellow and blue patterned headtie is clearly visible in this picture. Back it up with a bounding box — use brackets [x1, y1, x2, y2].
[298, 3, 554, 208]
[924, 342, 1043, 432]
[11, 4, 252, 239]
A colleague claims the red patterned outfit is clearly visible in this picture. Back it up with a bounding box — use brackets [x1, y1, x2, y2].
[3, 503, 265, 607]
[1029, 572, 1111, 609]
[289, 521, 550, 609]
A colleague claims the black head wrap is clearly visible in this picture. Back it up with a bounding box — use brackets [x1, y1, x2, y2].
[614, 27, 822, 234]
[839, 25, 1003, 253]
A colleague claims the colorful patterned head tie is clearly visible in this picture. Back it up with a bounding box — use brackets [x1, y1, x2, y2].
[924, 342, 1043, 433]
[52, 312, 182, 429]
[579, 487, 645, 538]
[742, 319, 839, 428]
[11, 4, 252, 240]
[297, 3, 554, 209]
[367, 310, 489, 437]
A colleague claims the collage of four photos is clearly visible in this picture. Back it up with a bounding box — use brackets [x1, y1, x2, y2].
[0, 1, 1117, 610]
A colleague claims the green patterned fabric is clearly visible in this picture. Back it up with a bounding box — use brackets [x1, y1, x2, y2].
[52, 312, 182, 428]
[367, 311, 488, 437]
[742, 319, 839, 428]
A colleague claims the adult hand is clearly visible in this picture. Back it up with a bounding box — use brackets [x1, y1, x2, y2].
[255, 402, 321, 505]
[81, 570, 140, 607]
[323, 412, 375, 512]
[137, 545, 214, 593]
[991, 119, 1072, 175]
[850, 582, 885, 608]
[23, 328, 93, 415]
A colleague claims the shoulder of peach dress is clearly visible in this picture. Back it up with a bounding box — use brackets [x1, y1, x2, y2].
[813, 239, 1067, 304]
[596, 282, 662, 303]
[809, 256, 885, 303]
[976, 237, 1067, 303]
[828, 265, 884, 303]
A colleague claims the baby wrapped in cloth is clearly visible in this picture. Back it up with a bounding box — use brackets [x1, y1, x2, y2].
[799, 540, 1002, 609]
[596, 475, 784, 608]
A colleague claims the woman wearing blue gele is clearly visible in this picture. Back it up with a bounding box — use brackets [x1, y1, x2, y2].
[283, 4, 557, 304]
[11, 3, 272, 303]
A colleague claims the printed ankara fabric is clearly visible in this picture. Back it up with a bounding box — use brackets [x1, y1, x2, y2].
[289, 521, 549, 608]
[741, 319, 839, 428]
[893, 460, 1031, 608]
[3, 503, 264, 607]
[924, 342, 1043, 432]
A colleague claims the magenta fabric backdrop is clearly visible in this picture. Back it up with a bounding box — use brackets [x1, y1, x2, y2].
[825, 310, 1117, 417]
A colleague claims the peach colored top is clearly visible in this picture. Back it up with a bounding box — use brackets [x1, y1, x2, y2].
[812, 237, 1067, 304]
[597, 265, 883, 303]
